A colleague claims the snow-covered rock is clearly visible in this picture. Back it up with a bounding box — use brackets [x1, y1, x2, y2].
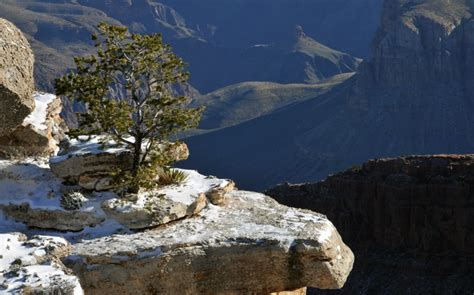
[65, 190, 354, 294]
[0, 158, 354, 294]
[0, 160, 233, 231]
[0, 233, 83, 294]
[50, 136, 189, 191]
[0, 159, 105, 231]
[0, 92, 66, 157]
[102, 170, 231, 229]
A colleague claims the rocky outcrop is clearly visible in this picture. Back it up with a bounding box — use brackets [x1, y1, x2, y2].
[0, 18, 35, 136]
[0, 156, 232, 233]
[0, 157, 354, 294]
[0, 93, 66, 157]
[65, 190, 354, 294]
[266, 154, 474, 294]
[0, 233, 82, 294]
[49, 137, 189, 191]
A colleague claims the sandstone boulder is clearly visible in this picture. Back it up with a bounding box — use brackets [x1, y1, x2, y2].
[65, 190, 354, 294]
[49, 136, 189, 191]
[0, 233, 83, 294]
[0, 18, 35, 136]
[0, 93, 67, 157]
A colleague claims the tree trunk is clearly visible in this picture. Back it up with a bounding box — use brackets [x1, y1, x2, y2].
[129, 135, 143, 193]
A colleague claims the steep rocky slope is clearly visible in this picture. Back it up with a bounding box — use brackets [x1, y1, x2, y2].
[182, 0, 474, 190]
[181, 25, 360, 93]
[192, 73, 353, 131]
[266, 154, 474, 294]
[160, 0, 383, 58]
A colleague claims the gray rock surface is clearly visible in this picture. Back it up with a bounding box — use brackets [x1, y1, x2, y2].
[1, 203, 105, 232]
[0, 159, 105, 231]
[102, 192, 207, 229]
[0, 18, 35, 136]
[65, 190, 354, 294]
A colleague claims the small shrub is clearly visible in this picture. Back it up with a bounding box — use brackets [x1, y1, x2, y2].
[60, 191, 87, 211]
[158, 168, 187, 186]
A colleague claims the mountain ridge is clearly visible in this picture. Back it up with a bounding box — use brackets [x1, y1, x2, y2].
[0, 0, 371, 93]
[181, 0, 474, 191]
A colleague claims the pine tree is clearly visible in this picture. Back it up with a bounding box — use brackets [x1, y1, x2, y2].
[55, 23, 203, 192]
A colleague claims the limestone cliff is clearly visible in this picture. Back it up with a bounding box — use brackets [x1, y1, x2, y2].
[364, 0, 473, 89]
[267, 154, 474, 294]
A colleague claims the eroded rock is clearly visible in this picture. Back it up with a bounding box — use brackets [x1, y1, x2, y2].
[206, 179, 235, 205]
[0, 18, 35, 136]
[65, 190, 354, 294]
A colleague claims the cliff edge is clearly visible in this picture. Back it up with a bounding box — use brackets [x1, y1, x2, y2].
[267, 154, 474, 294]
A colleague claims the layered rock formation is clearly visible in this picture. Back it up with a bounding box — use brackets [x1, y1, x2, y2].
[181, 0, 474, 191]
[365, 0, 473, 89]
[266, 154, 474, 294]
[0, 18, 66, 158]
[0, 18, 35, 136]
[66, 190, 353, 294]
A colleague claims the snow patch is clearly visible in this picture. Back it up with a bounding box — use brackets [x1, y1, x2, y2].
[0, 159, 62, 210]
[49, 135, 127, 164]
[0, 233, 83, 294]
[24, 92, 56, 131]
